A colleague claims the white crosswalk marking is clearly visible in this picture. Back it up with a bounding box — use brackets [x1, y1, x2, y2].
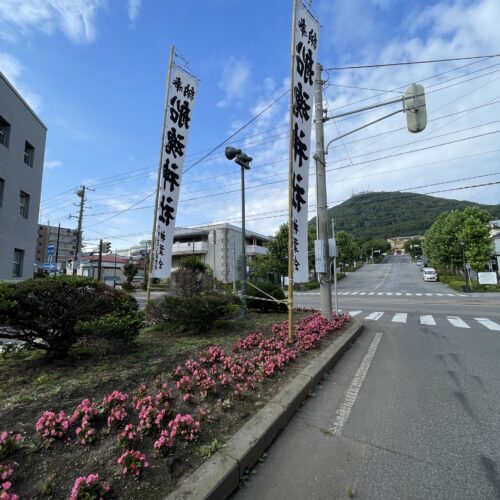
[351, 292, 358, 295]
[359, 292, 366, 295]
[386, 292, 393, 296]
[368, 292, 375, 295]
[396, 293, 402, 296]
[416, 293, 422, 296]
[420, 315, 436, 326]
[392, 313, 407, 323]
[365, 311, 384, 320]
[447, 316, 470, 329]
[475, 318, 500, 331]
[406, 293, 412, 296]
[348, 311, 362, 317]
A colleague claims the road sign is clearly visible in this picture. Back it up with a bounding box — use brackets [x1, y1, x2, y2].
[478, 272, 498, 285]
[47, 244, 55, 255]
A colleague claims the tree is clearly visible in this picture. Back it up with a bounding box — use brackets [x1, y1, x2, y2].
[0, 276, 140, 358]
[403, 238, 423, 258]
[361, 239, 391, 258]
[424, 207, 493, 272]
[123, 263, 139, 284]
[461, 207, 492, 271]
[179, 255, 208, 273]
[336, 231, 357, 267]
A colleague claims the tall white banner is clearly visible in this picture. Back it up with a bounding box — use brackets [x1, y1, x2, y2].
[290, 2, 319, 282]
[152, 65, 199, 278]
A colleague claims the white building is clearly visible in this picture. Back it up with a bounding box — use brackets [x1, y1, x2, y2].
[117, 224, 269, 283]
[0, 72, 46, 280]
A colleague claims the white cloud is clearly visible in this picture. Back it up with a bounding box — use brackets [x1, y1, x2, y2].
[128, 0, 141, 26]
[216, 56, 251, 108]
[45, 160, 63, 170]
[0, 52, 43, 111]
[0, 0, 106, 43]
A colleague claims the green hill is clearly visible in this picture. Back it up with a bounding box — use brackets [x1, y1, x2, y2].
[310, 191, 500, 241]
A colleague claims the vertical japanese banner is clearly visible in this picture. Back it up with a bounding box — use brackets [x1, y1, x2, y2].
[290, 2, 319, 282]
[152, 64, 199, 278]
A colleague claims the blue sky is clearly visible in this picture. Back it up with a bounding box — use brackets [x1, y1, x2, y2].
[1, 0, 499, 251]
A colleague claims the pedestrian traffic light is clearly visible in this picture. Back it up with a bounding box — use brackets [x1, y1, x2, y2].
[103, 241, 111, 253]
[404, 83, 427, 133]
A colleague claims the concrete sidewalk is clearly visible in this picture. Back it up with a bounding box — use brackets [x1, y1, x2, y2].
[166, 319, 363, 500]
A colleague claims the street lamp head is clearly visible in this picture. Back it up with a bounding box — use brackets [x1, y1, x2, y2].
[225, 146, 241, 160]
[236, 152, 252, 169]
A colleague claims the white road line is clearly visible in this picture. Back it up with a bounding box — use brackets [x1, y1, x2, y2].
[416, 293, 422, 296]
[436, 293, 443, 296]
[330, 332, 383, 436]
[348, 311, 362, 317]
[377, 292, 384, 296]
[425, 293, 433, 296]
[351, 292, 358, 295]
[420, 315, 436, 326]
[365, 311, 384, 321]
[386, 292, 393, 296]
[396, 293, 402, 296]
[406, 293, 412, 296]
[475, 318, 500, 331]
[447, 316, 470, 329]
[447, 294, 455, 296]
[392, 313, 407, 323]
[368, 292, 375, 295]
[359, 292, 366, 295]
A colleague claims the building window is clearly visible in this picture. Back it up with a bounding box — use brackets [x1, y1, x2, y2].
[0, 116, 10, 147]
[12, 249, 24, 277]
[0, 178, 4, 207]
[19, 191, 30, 218]
[24, 141, 35, 167]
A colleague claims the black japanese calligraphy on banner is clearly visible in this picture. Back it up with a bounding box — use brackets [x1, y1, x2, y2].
[290, 2, 320, 282]
[152, 64, 199, 279]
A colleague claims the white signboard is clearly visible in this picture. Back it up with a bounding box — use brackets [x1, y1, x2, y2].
[290, 2, 320, 283]
[478, 272, 498, 285]
[152, 65, 199, 278]
[314, 239, 326, 273]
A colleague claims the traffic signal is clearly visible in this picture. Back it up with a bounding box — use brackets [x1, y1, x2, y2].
[103, 241, 111, 253]
[404, 83, 427, 133]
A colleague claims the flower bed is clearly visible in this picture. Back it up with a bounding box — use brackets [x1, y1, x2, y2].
[0, 312, 350, 498]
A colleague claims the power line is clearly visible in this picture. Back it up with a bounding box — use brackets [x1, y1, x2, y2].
[325, 54, 500, 71]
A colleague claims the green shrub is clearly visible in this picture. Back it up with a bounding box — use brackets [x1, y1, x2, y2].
[246, 282, 287, 312]
[121, 281, 135, 292]
[0, 276, 140, 358]
[75, 310, 144, 344]
[145, 293, 238, 333]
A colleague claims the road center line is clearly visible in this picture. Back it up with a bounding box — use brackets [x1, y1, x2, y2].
[331, 332, 384, 436]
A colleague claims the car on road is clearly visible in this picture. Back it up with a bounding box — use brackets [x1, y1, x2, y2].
[416, 259, 423, 267]
[422, 267, 438, 282]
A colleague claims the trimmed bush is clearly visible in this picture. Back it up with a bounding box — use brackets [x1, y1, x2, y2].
[0, 276, 140, 358]
[145, 293, 239, 333]
[246, 282, 287, 312]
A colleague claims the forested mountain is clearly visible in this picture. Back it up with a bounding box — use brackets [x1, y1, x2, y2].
[309, 192, 500, 241]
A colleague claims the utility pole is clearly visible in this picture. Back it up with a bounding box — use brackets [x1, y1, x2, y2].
[97, 239, 103, 281]
[55, 223, 61, 272]
[314, 62, 332, 319]
[71, 185, 90, 275]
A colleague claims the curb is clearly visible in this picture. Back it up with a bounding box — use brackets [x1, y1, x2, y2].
[166, 319, 364, 500]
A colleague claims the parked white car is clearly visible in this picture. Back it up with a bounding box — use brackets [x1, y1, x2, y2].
[423, 267, 438, 282]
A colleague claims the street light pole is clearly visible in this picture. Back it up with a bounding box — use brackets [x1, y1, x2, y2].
[225, 146, 252, 320]
[460, 240, 470, 292]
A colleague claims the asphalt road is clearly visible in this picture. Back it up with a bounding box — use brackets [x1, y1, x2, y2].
[232, 256, 500, 500]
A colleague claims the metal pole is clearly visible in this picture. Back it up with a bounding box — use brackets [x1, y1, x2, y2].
[144, 242, 148, 286]
[332, 218, 338, 315]
[241, 166, 248, 319]
[287, 0, 298, 341]
[55, 223, 61, 271]
[147, 45, 175, 302]
[114, 251, 117, 288]
[232, 239, 236, 293]
[97, 239, 103, 281]
[314, 62, 332, 320]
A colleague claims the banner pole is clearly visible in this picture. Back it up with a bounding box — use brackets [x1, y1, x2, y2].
[147, 45, 175, 303]
[287, 0, 298, 341]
